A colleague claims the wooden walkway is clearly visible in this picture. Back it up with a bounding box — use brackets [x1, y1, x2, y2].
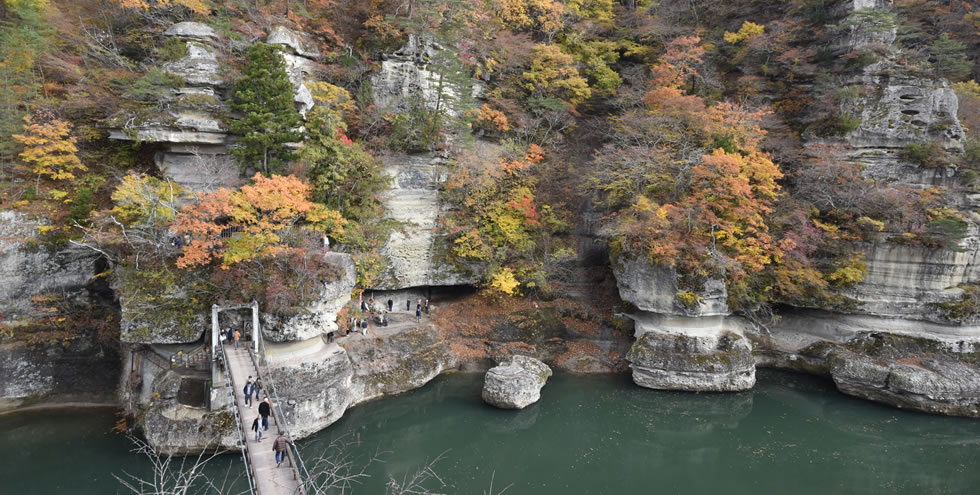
[224, 344, 305, 495]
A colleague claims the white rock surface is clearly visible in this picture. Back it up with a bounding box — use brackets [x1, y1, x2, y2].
[377, 153, 477, 289]
[482, 355, 552, 409]
[164, 22, 218, 41]
[165, 42, 223, 87]
[267, 26, 321, 59]
[613, 257, 728, 317]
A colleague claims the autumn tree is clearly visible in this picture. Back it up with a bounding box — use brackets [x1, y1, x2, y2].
[175, 174, 346, 268]
[111, 0, 211, 14]
[523, 43, 591, 105]
[299, 83, 391, 249]
[229, 43, 303, 175]
[444, 142, 568, 296]
[13, 113, 87, 194]
[0, 0, 51, 173]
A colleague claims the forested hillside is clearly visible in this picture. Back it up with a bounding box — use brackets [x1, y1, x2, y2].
[3, 0, 980, 423]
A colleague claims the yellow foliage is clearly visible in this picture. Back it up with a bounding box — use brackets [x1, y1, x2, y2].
[523, 44, 592, 105]
[13, 116, 87, 183]
[488, 267, 520, 296]
[827, 254, 867, 288]
[724, 21, 765, 44]
[111, 173, 188, 227]
[113, 0, 211, 14]
[306, 81, 355, 112]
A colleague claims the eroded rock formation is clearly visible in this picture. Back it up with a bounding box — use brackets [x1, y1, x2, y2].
[481, 355, 552, 409]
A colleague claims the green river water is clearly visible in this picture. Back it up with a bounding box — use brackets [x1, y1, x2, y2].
[4, 370, 980, 494]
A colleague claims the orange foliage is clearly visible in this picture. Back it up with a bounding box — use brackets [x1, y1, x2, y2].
[175, 174, 346, 268]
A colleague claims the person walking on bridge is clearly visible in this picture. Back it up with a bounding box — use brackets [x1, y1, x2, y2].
[243, 376, 253, 408]
[259, 398, 271, 431]
[233, 329, 241, 349]
[273, 431, 293, 467]
[253, 377, 263, 401]
[251, 415, 262, 442]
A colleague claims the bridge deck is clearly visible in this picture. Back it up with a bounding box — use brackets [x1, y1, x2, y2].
[225, 344, 304, 495]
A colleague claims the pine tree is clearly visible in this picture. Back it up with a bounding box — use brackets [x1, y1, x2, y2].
[229, 43, 303, 175]
[928, 33, 972, 81]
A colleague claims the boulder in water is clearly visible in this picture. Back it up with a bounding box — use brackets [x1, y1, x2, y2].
[482, 355, 552, 409]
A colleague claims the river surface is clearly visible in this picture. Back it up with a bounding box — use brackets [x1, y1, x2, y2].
[4, 370, 980, 494]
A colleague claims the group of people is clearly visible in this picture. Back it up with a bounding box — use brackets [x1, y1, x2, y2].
[223, 327, 242, 348]
[242, 375, 263, 407]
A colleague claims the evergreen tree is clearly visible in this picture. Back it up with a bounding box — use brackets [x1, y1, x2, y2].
[928, 33, 972, 81]
[229, 43, 303, 175]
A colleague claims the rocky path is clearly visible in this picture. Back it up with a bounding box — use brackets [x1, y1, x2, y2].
[224, 345, 304, 495]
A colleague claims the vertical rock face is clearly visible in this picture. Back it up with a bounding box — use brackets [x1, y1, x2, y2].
[371, 35, 479, 118]
[481, 355, 552, 409]
[107, 23, 321, 193]
[613, 258, 728, 317]
[0, 210, 119, 410]
[266, 342, 355, 439]
[376, 153, 477, 289]
[266, 26, 318, 115]
[0, 211, 94, 322]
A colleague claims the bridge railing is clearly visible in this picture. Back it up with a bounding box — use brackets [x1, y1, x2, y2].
[217, 343, 258, 495]
[250, 335, 317, 495]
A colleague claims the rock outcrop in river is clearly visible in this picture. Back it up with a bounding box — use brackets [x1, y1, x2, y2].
[481, 355, 552, 409]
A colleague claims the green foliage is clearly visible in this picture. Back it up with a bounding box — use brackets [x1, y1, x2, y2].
[385, 102, 445, 152]
[300, 106, 393, 250]
[927, 34, 973, 81]
[902, 141, 947, 168]
[123, 68, 184, 105]
[154, 37, 188, 63]
[229, 43, 303, 175]
[937, 284, 980, 321]
[0, 0, 51, 166]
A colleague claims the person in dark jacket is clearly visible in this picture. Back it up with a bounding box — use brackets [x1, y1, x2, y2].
[273, 431, 293, 466]
[253, 378, 263, 401]
[243, 377, 253, 408]
[258, 398, 271, 430]
[387, 299, 393, 312]
[251, 416, 262, 442]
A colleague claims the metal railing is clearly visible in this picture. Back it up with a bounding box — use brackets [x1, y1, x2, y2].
[217, 343, 258, 495]
[251, 334, 319, 495]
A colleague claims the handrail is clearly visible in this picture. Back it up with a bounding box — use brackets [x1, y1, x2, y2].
[217, 343, 258, 495]
[251, 335, 319, 495]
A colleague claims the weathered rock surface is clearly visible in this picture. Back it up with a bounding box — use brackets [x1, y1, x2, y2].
[267, 26, 320, 59]
[165, 42, 224, 87]
[0, 336, 121, 411]
[139, 369, 238, 455]
[261, 253, 356, 342]
[266, 341, 355, 439]
[163, 22, 217, 41]
[344, 325, 459, 405]
[613, 257, 728, 317]
[115, 265, 209, 344]
[377, 152, 477, 289]
[627, 331, 756, 392]
[825, 332, 980, 417]
[0, 211, 95, 323]
[481, 355, 552, 409]
[371, 35, 480, 118]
